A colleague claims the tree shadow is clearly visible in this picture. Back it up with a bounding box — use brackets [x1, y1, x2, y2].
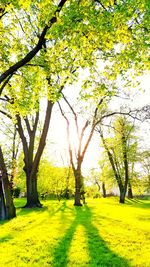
[15, 199, 73, 218]
[0, 234, 13, 243]
[16, 205, 48, 217]
[52, 205, 130, 267]
[46, 200, 73, 218]
[126, 199, 142, 204]
[125, 199, 150, 209]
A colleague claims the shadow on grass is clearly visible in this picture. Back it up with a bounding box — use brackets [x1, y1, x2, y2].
[15, 199, 73, 218]
[0, 234, 13, 243]
[125, 198, 150, 209]
[52, 205, 130, 267]
[16, 201, 72, 227]
[47, 201, 73, 217]
[16, 205, 48, 217]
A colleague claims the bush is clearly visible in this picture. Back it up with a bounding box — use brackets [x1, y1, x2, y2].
[13, 186, 21, 198]
[93, 193, 101, 198]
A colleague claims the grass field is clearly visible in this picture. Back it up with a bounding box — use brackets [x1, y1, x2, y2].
[0, 197, 150, 267]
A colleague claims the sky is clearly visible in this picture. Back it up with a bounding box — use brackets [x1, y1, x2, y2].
[45, 73, 150, 175]
[0, 71, 149, 176]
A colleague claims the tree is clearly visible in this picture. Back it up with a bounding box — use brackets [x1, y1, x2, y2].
[0, 177, 6, 220]
[58, 91, 129, 205]
[0, 0, 149, 93]
[58, 95, 103, 205]
[0, 98, 54, 207]
[0, 122, 20, 194]
[0, 119, 19, 220]
[99, 159, 116, 197]
[38, 159, 74, 200]
[0, 0, 68, 89]
[99, 116, 138, 203]
[0, 39, 78, 207]
[9, 125, 20, 194]
[88, 168, 111, 198]
[0, 146, 16, 220]
[0, 0, 149, 209]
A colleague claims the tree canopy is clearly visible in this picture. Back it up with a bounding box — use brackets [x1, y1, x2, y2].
[0, 0, 149, 95]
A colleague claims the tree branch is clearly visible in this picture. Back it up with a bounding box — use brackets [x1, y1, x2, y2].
[0, 74, 13, 96]
[58, 101, 75, 171]
[61, 92, 79, 137]
[0, 0, 68, 88]
[15, 115, 29, 169]
[30, 100, 53, 178]
[94, 0, 107, 11]
[0, 110, 12, 120]
[24, 116, 32, 135]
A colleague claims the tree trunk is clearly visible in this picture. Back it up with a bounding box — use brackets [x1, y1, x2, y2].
[10, 159, 17, 195]
[0, 146, 16, 219]
[119, 188, 126, 203]
[0, 179, 6, 220]
[122, 134, 129, 203]
[74, 170, 82, 206]
[2, 172, 16, 219]
[95, 181, 101, 192]
[128, 182, 133, 199]
[24, 170, 42, 208]
[74, 182, 82, 206]
[102, 182, 106, 198]
[100, 132, 125, 202]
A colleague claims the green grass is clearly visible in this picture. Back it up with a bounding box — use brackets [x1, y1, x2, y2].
[0, 197, 150, 267]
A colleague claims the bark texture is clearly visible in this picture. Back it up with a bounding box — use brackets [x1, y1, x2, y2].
[102, 182, 106, 198]
[0, 179, 6, 220]
[0, 146, 16, 219]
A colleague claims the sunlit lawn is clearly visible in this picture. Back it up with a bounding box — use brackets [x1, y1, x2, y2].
[0, 197, 150, 267]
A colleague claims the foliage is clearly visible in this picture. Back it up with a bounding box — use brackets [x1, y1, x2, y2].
[0, 198, 150, 266]
[12, 186, 21, 198]
[0, 0, 149, 93]
[99, 159, 116, 189]
[0, 117, 20, 173]
[101, 116, 139, 187]
[85, 184, 102, 198]
[37, 159, 75, 198]
[0, 0, 150, 212]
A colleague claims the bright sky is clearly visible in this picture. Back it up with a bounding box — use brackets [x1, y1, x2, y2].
[45, 73, 150, 175]
[0, 72, 149, 176]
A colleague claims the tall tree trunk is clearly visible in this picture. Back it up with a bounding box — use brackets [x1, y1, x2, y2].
[0, 179, 6, 220]
[102, 182, 106, 198]
[10, 159, 17, 195]
[10, 126, 19, 195]
[95, 180, 101, 192]
[119, 186, 126, 203]
[100, 132, 125, 203]
[74, 169, 82, 206]
[128, 181, 133, 199]
[120, 192, 125, 203]
[0, 146, 16, 219]
[24, 171, 41, 208]
[121, 134, 129, 203]
[2, 173, 16, 219]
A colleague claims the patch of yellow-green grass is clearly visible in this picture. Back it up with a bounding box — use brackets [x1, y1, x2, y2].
[0, 197, 150, 267]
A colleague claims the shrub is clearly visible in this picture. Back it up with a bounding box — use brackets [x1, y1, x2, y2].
[13, 186, 21, 198]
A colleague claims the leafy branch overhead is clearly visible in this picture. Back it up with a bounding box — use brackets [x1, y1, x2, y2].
[0, 0, 149, 95]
